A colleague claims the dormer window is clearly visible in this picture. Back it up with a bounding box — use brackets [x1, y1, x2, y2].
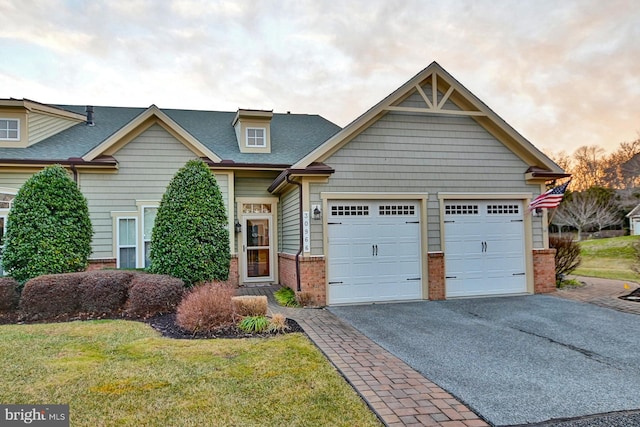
[246, 127, 266, 147]
[233, 109, 273, 153]
[0, 119, 19, 141]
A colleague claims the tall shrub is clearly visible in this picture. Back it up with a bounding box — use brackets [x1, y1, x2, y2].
[149, 159, 230, 287]
[2, 165, 92, 283]
[549, 236, 581, 284]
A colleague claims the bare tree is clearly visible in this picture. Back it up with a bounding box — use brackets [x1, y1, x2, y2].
[593, 199, 623, 232]
[571, 145, 606, 191]
[552, 192, 600, 240]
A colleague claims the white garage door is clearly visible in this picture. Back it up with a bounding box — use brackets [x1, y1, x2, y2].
[444, 200, 526, 298]
[327, 200, 422, 304]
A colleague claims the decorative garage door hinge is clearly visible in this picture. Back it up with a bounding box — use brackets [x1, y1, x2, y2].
[328, 222, 342, 225]
[406, 277, 421, 280]
[405, 221, 420, 224]
[444, 220, 455, 223]
[512, 272, 525, 276]
[446, 276, 457, 279]
[511, 219, 524, 222]
[328, 281, 344, 284]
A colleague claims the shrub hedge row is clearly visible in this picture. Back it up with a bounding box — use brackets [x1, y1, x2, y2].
[18, 270, 184, 320]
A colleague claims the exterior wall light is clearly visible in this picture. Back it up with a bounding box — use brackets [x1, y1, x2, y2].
[312, 205, 322, 220]
[234, 220, 242, 233]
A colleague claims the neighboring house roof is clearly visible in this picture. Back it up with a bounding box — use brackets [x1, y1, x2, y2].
[292, 61, 565, 178]
[0, 104, 341, 167]
[626, 204, 640, 218]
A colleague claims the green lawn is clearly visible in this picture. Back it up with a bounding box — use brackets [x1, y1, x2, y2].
[0, 320, 381, 427]
[573, 235, 640, 282]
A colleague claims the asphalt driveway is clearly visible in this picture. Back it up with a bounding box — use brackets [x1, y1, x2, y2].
[329, 295, 640, 426]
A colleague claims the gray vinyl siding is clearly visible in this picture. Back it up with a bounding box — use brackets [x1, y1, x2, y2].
[313, 92, 542, 253]
[0, 173, 34, 191]
[28, 113, 80, 146]
[279, 186, 300, 254]
[234, 175, 279, 199]
[79, 124, 229, 259]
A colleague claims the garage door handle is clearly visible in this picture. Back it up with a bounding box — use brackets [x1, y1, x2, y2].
[372, 244, 378, 256]
[481, 241, 487, 252]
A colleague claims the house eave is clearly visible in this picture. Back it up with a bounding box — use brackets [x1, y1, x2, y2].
[0, 156, 119, 171]
[203, 159, 290, 172]
[268, 163, 335, 193]
[525, 166, 571, 182]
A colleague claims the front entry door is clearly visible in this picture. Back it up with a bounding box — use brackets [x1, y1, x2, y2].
[243, 216, 273, 282]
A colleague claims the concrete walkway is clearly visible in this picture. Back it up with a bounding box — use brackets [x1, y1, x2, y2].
[238, 284, 489, 427]
[239, 279, 640, 427]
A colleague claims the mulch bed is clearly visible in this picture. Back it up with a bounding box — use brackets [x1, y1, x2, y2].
[0, 310, 304, 339]
[147, 313, 303, 339]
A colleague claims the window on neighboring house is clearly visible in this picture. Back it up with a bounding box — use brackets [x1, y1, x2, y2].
[246, 127, 266, 147]
[0, 119, 19, 140]
[142, 206, 158, 268]
[117, 218, 137, 269]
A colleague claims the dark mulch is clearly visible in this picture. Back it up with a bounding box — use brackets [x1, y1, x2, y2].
[0, 310, 304, 339]
[620, 286, 640, 302]
[147, 313, 304, 339]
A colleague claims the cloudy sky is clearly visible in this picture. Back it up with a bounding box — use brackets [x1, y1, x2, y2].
[1, 0, 638, 155]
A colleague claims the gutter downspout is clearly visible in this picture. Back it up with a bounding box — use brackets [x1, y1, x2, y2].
[69, 162, 79, 184]
[286, 174, 303, 292]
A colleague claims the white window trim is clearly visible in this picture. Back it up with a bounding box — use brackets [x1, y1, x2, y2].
[246, 127, 266, 147]
[0, 118, 20, 141]
[141, 204, 159, 268]
[116, 216, 138, 269]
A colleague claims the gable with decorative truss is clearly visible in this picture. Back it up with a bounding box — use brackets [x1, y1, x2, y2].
[292, 62, 563, 179]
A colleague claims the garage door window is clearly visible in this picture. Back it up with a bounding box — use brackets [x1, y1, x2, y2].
[487, 204, 520, 214]
[331, 205, 369, 216]
[379, 205, 415, 215]
[445, 204, 479, 215]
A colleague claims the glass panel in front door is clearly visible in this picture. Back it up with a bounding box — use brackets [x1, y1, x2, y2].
[246, 218, 270, 278]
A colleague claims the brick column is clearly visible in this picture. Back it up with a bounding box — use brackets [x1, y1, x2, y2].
[428, 252, 446, 300]
[278, 253, 326, 306]
[533, 248, 556, 293]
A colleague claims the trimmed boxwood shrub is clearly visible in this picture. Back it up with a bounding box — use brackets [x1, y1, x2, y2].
[149, 159, 230, 287]
[78, 270, 136, 314]
[20, 272, 87, 319]
[127, 274, 184, 318]
[2, 165, 93, 284]
[0, 277, 20, 312]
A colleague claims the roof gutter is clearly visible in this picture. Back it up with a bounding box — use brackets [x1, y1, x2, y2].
[286, 174, 303, 292]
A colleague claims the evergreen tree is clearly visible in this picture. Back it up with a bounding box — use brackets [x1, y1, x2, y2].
[149, 159, 230, 287]
[3, 165, 92, 283]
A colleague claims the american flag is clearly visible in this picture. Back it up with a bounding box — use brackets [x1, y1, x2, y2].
[528, 180, 571, 211]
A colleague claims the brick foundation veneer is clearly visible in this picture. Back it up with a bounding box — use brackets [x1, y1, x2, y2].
[533, 248, 556, 293]
[278, 253, 326, 306]
[87, 259, 116, 270]
[427, 252, 446, 300]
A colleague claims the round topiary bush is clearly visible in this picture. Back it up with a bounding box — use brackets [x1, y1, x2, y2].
[149, 159, 230, 287]
[2, 165, 93, 284]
